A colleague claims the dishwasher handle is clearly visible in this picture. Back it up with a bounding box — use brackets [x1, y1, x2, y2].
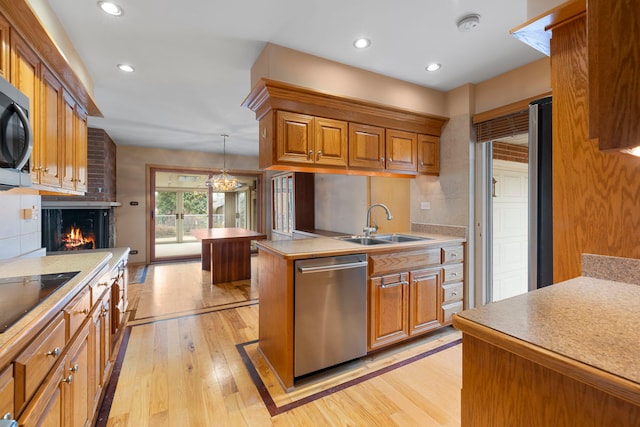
[297, 260, 368, 274]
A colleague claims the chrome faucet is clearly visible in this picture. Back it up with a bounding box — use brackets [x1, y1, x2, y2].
[363, 203, 393, 236]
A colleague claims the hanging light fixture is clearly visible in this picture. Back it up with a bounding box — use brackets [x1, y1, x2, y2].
[206, 134, 240, 192]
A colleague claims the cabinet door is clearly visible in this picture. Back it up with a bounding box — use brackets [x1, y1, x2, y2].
[61, 91, 76, 190]
[18, 361, 65, 427]
[409, 268, 440, 336]
[101, 293, 112, 383]
[313, 117, 348, 166]
[0, 366, 13, 421]
[11, 33, 41, 182]
[66, 324, 91, 427]
[418, 134, 439, 174]
[385, 129, 417, 172]
[276, 111, 314, 164]
[39, 66, 63, 188]
[348, 123, 385, 169]
[368, 272, 409, 350]
[0, 15, 9, 79]
[73, 106, 88, 193]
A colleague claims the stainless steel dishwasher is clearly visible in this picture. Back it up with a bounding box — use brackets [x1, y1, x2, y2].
[294, 254, 368, 377]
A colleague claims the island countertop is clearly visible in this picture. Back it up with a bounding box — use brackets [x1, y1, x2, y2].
[256, 232, 466, 260]
[0, 251, 112, 354]
[453, 276, 640, 406]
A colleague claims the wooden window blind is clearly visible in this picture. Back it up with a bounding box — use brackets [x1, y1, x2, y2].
[474, 109, 529, 143]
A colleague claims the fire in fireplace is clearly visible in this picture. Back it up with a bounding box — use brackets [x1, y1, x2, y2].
[42, 208, 112, 252]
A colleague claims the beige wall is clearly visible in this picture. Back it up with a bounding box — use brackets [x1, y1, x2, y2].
[474, 57, 550, 114]
[251, 43, 447, 117]
[116, 145, 260, 264]
[0, 189, 42, 259]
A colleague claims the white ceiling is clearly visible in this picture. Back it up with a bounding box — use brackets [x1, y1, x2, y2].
[47, 0, 543, 157]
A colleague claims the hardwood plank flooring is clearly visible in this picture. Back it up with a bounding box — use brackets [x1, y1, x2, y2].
[103, 258, 462, 426]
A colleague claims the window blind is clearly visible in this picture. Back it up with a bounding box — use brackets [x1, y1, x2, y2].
[474, 109, 529, 143]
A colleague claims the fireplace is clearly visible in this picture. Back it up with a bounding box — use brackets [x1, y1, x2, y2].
[42, 208, 114, 252]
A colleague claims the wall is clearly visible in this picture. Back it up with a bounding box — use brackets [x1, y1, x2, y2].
[314, 174, 367, 234]
[116, 145, 260, 264]
[0, 189, 42, 259]
[527, 0, 566, 19]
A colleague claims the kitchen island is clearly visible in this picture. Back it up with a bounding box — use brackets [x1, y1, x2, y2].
[0, 248, 129, 425]
[453, 277, 640, 426]
[257, 232, 465, 389]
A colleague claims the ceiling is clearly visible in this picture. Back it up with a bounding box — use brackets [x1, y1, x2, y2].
[47, 0, 544, 157]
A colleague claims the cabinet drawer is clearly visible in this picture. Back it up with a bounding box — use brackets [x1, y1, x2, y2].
[443, 264, 463, 283]
[91, 272, 112, 307]
[440, 301, 463, 324]
[14, 312, 65, 410]
[369, 248, 440, 276]
[442, 282, 463, 304]
[442, 245, 464, 264]
[0, 365, 14, 420]
[64, 285, 91, 340]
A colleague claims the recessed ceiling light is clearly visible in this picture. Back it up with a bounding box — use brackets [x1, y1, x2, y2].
[353, 38, 371, 49]
[457, 13, 480, 32]
[117, 64, 135, 73]
[98, 1, 123, 16]
[426, 63, 441, 72]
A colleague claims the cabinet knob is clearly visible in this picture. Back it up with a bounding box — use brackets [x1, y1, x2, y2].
[46, 347, 61, 358]
[317, 150, 322, 158]
[62, 375, 74, 384]
[308, 150, 313, 159]
[389, 158, 393, 163]
[69, 364, 79, 373]
[380, 157, 385, 163]
[420, 161, 425, 166]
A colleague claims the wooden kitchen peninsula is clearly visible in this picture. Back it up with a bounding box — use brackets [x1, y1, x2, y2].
[453, 278, 640, 426]
[192, 227, 266, 284]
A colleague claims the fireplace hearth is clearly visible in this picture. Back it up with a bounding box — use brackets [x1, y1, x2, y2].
[42, 208, 114, 252]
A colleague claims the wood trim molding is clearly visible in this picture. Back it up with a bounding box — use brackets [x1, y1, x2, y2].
[0, 0, 102, 116]
[243, 78, 448, 136]
[472, 92, 552, 124]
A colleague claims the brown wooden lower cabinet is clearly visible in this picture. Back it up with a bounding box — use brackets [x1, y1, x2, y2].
[369, 272, 410, 350]
[408, 267, 440, 336]
[0, 366, 14, 420]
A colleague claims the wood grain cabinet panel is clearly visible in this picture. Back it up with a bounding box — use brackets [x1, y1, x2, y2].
[14, 312, 65, 413]
[61, 90, 76, 190]
[418, 134, 440, 175]
[313, 117, 348, 166]
[0, 14, 9, 79]
[18, 360, 65, 427]
[73, 105, 88, 193]
[348, 123, 385, 169]
[385, 129, 417, 172]
[369, 272, 410, 350]
[409, 268, 440, 336]
[10, 32, 41, 182]
[39, 66, 63, 188]
[276, 111, 314, 164]
[0, 366, 14, 420]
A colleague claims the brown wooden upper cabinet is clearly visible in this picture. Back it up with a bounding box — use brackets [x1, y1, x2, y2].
[348, 123, 385, 169]
[418, 134, 440, 175]
[385, 129, 417, 172]
[0, 14, 8, 79]
[276, 111, 348, 167]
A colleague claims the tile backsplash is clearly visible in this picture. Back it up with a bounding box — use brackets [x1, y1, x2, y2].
[0, 190, 42, 259]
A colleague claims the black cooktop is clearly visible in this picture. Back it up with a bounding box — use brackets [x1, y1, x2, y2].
[0, 271, 80, 333]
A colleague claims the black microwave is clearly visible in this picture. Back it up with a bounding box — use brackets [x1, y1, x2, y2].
[0, 74, 33, 189]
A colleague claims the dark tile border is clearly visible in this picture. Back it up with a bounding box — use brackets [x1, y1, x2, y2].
[94, 326, 132, 427]
[236, 337, 462, 417]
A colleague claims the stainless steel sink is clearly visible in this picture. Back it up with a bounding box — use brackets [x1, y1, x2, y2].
[336, 236, 390, 245]
[372, 233, 433, 243]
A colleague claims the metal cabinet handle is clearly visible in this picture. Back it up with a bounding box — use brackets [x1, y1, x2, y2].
[389, 158, 393, 163]
[380, 157, 385, 163]
[46, 347, 61, 357]
[69, 364, 79, 373]
[380, 280, 408, 289]
[308, 150, 313, 159]
[317, 150, 323, 158]
[62, 375, 73, 384]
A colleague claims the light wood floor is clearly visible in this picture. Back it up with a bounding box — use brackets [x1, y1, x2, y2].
[103, 259, 462, 426]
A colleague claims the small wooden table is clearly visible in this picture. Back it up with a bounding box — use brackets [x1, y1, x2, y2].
[191, 227, 266, 284]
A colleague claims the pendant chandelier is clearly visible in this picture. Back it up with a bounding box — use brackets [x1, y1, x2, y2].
[206, 134, 240, 192]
